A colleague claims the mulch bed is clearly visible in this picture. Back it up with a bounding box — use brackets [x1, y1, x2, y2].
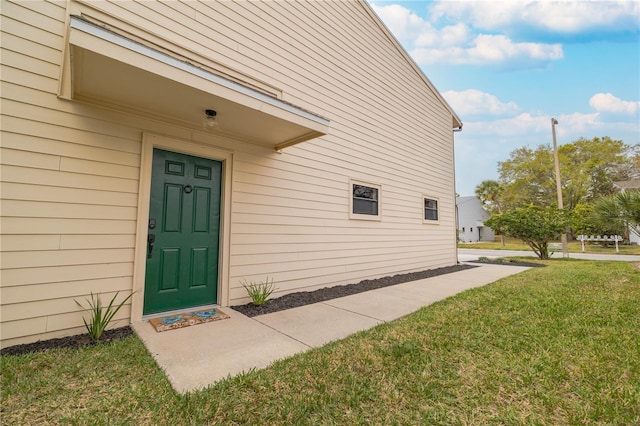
[232, 264, 477, 317]
[0, 326, 133, 357]
[2, 264, 478, 356]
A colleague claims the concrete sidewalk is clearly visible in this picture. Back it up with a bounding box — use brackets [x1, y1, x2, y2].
[132, 263, 529, 393]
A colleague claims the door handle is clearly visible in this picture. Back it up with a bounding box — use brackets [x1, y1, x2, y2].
[147, 234, 156, 259]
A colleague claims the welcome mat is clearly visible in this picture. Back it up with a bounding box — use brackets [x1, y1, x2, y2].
[149, 308, 230, 332]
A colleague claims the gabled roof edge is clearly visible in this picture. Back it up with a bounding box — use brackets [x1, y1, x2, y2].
[359, 0, 463, 130]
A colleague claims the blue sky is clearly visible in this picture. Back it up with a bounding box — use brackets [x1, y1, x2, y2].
[368, 0, 640, 196]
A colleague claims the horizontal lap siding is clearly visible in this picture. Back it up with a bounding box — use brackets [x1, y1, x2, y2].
[2, 0, 458, 346]
[78, 0, 456, 302]
[0, 1, 143, 347]
[220, 1, 456, 300]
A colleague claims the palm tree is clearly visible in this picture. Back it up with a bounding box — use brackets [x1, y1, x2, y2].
[592, 191, 640, 239]
[475, 180, 505, 246]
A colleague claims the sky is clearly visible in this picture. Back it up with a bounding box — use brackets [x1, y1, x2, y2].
[368, 0, 640, 196]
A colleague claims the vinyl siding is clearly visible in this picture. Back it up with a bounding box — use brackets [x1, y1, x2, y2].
[1, 0, 140, 346]
[1, 0, 458, 348]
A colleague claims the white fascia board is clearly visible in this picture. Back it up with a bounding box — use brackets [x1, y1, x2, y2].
[69, 16, 329, 128]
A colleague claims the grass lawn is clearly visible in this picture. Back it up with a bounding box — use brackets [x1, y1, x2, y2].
[2, 260, 639, 424]
[460, 238, 640, 255]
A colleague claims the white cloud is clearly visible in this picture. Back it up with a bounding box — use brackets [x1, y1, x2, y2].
[470, 34, 563, 62]
[370, 4, 434, 45]
[372, 3, 563, 68]
[553, 112, 605, 135]
[415, 22, 471, 47]
[463, 112, 602, 137]
[589, 93, 640, 114]
[443, 89, 519, 116]
[428, 1, 640, 35]
[410, 34, 562, 66]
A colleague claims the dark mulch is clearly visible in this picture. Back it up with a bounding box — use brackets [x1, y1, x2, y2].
[232, 264, 477, 317]
[0, 326, 133, 357]
[2, 264, 478, 356]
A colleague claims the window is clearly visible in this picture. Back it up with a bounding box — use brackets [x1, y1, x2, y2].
[350, 180, 381, 219]
[423, 196, 439, 223]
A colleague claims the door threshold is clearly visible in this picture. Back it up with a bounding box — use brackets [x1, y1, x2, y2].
[142, 304, 222, 321]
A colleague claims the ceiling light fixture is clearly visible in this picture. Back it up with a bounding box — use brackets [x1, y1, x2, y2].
[203, 109, 219, 129]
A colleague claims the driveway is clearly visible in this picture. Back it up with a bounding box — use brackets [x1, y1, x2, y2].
[458, 248, 640, 263]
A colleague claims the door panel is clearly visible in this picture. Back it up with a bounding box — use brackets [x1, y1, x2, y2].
[144, 148, 222, 314]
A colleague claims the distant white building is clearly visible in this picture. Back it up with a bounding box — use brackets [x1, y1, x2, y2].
[456, 196, 495, 243]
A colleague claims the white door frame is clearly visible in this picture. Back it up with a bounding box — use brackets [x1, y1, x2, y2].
[130, 133, 233, 321]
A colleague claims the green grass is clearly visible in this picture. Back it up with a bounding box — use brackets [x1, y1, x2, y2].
[460, 238, 640, 255]
[2, 260, 639, 424]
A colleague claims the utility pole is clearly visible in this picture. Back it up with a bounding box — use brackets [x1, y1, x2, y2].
[551, 118, 569, 257]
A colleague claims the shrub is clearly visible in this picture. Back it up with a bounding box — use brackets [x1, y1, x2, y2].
[75, 291, 134, 342]
[485, 205, 570, 259]
[241, 277, 276, 306]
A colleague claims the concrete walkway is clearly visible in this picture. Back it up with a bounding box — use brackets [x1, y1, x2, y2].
[133, 263, 530, 393]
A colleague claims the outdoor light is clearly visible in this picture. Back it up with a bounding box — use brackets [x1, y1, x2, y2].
[203, 109, 219, 129]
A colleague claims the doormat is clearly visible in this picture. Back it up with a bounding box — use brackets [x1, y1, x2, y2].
[149, 308, 230, 332]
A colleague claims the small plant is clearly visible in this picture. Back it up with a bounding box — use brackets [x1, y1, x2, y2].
[241, 277, 276, 306]
[75, 291, 134, 342]
[478, 256, 490, 262]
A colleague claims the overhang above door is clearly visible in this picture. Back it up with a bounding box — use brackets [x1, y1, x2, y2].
[62, 16, 330, 151]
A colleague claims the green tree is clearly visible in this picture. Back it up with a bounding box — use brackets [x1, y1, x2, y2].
[475, 179, 504, 214]
[485, 205, 570, 259]
[570, 203, 621, 237]
[475, 179, 505, 246]
[498, 145, 555, 210]
[497, 137, 638, 210]
[590, 191, 640, 239]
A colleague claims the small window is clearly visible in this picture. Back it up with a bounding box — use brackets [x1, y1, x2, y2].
[350, 180, 381, 220]
[423, 196, 439, 223]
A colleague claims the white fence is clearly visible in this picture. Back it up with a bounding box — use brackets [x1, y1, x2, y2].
[577, 235, 623, 253]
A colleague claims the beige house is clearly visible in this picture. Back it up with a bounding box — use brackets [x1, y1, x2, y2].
[0, 0, 462, 348]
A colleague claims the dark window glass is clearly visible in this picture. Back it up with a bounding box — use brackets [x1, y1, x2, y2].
[353, 184, 378, 215]
[424, 198, 438, 221]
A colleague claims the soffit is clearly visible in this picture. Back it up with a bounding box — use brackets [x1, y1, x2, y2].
[67, 16, 329, 150]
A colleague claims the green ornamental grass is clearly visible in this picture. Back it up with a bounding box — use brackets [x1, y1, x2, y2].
[241, 277, 276, 306]
[74, 291, 134, 342]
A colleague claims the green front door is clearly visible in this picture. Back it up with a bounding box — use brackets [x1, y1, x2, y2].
[144, 148, 222, 315]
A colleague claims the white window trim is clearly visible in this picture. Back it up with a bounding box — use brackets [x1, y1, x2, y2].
[422, 195, 440, 224]
[349, 179, 382, 221]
